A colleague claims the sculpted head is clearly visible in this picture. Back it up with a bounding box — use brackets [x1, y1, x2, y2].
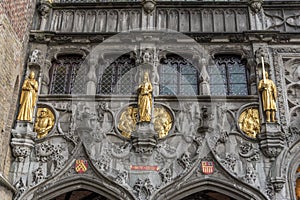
[143, 72, 149, 82]
[40, 108, 48, 117]
[29, 71, 35, 79]
[265, 71, 269, 79]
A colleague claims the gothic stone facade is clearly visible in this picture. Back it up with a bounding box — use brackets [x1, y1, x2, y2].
[6, 0, 300, 200]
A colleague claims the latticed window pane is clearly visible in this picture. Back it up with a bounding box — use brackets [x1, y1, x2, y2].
[50, 55, 85, 94]
[51, 64, 67, 94]
[71, 59, 86, 94]
[159, 54, 199, 95]
[97, 54, 136, 95]
[210, 55, 248, 95]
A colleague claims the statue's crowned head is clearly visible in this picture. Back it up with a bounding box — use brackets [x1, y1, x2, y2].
[143, 71, 150, 82]
[29, 71, 35, 79]
[265, 71, 269, 79]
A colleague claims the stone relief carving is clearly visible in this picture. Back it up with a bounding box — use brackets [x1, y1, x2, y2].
[239, 143, 260, 162]
[133, 178, 155, 199]
[115, 170, 128, 185]
[221, 153, 237, 174]
[14, 178, 26, 200]
[243, 166, 257, 185]
[238, 108, 260, 138]
[35, 141, 65, 172]
[159, 168, 172, 185]
[265, 9, 300, 32]
[32, 165, 45, 185]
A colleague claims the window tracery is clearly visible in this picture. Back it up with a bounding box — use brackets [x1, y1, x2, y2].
[159, 54, 199, 96]
[97, 54, 137, 95]
[209, 55, 248, 96]
[49, 55, 85, 94]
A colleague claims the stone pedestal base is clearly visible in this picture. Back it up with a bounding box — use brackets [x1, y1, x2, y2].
[258, 123, 284, 159]
[131, 122, 157, 154]
[11, 121, 36, 162]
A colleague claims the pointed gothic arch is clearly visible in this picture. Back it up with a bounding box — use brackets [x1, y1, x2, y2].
[287, 139, 300, 200]
[154, 178, 268, 200]
[28, 176, 135, 200]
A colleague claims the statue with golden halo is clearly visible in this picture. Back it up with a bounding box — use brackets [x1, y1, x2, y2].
[17, 71, 38, 122]
[34, 108, 54, 139]
[258, 70, 277, 122]
[138, 72, 153, 122]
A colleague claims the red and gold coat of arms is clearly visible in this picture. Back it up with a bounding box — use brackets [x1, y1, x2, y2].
[201, 161, 214, 174]
[75, 159, 88, 173]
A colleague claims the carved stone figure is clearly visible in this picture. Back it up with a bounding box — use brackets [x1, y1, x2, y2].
[17, 71, 38, 122]
[238, 108, 260, 138]
[34, 108, 54, 139]
[258, 71, 277, 122]
[138, 72, 153, 122]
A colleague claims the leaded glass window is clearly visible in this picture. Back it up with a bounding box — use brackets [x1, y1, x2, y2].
[49, 55, 85, 94]
[97, 54, 136, 95]
[209, 55, 248, 95]
[159, 54, 199, 95]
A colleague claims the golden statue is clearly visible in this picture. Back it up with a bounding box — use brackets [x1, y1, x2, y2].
[258, 71, 277, 122]
[138, 72, 153, 122]
[238, 108, 260, 138]
[118, 106, 137, 138]
[34, 108, 54, 139]
[17, 71, 38, 121]
[154, 107, 172, 138]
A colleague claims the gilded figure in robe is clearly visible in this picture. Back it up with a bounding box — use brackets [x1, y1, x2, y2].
[17, 71, 38, 121]
[138, 72, 153, 122]
[258, 71, 277, 122]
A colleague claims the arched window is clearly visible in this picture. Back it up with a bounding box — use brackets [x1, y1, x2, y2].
[159, 54, 199, 95]
[209, 55, 248, 96]
[49, 55, 85, 94]
[97, 54, 136, 95]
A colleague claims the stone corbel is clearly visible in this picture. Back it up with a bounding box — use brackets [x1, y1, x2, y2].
[258, 123, 284, 159]
[141, 0, 156, 15]
[249, 0, 263, 14]
[11, 122, 37, 162]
